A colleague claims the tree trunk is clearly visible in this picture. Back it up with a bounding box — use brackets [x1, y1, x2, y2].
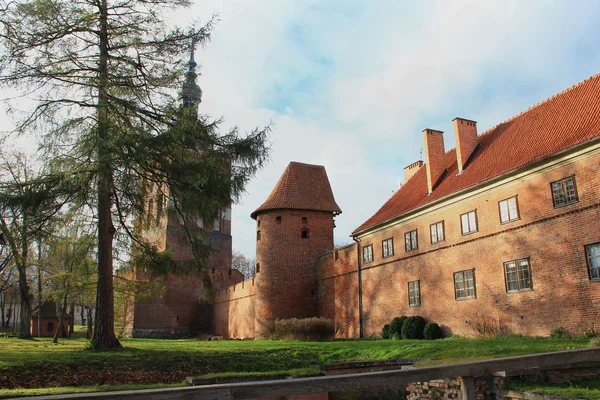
[37, 267, 42, 337]
[68, 303, 74, 337]
[0, 291, 5, 328]
[53, 295, 68, 343]
[92, 0, 120, 350]
[6, 301, 12, 328]
[18, 265, 32, 339]
[86, 307, 93, 340]
[80, 304, 85, 327]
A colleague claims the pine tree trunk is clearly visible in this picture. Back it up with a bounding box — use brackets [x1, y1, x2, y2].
[92, 0, 120, 350]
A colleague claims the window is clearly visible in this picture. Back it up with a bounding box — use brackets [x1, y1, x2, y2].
[499, 196, 519, 223]
[256, 231, 261, 241]
[301, 229, 309, 239]
[382, 238, 394, 258]
[460, 210, 478, 235]
[47, 322, 54, 333]
[276, 216, 282, 224]
[257, 219, 260, 227]
[504, 258, 532, 292]
[302, 217, 307, 224]
[551, 176, 578, 207]
[586, 243, 600, 281]
[363, 245, 373, 263]
[430, 221, 445, 244]
[408, 280, 421, 306]
[454, 269, 476, 299]
[256, 263, 260, 273]
[405, 230, 418, 251]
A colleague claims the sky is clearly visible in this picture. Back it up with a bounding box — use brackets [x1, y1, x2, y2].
[2, 1, 600, 260]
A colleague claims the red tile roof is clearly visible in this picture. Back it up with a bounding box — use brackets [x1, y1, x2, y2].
[251, 162, 342, 219]
[354, 73, 600, 235]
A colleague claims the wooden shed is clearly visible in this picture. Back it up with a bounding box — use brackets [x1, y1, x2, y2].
[31, 302, 71, 338]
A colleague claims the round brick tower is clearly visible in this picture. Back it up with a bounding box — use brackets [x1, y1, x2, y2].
[251, 162, 342, 338]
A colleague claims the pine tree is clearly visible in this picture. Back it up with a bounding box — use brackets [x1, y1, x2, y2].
[0, 0, 269, 349]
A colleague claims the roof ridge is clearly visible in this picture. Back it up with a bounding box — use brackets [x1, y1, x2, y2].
[477, 73, 600, 139]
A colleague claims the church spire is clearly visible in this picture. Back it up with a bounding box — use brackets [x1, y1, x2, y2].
[181, 42, 202, 108]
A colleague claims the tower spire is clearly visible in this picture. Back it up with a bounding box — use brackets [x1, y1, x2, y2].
[181, 41, 202, 108]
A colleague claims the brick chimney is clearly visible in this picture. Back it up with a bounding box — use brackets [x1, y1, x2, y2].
[423, 129, 446, 194]
[404, 160, 423, 183]
[453, 118, 478, 174]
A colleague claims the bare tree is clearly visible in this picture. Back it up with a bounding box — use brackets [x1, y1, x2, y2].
[232, 250, 255, 280]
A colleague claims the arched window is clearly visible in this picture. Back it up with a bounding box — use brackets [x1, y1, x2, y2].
[256, 263, 260, 273]
[257, 230, 261, 241]
[301, 229, 309, 239]
[276, 216, 282, 224]
[302, 217, 307, 224]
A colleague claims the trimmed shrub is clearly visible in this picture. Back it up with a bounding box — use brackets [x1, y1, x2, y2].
[382, 324, 391, 339]
[266, 317, 334, 341]
[401, 316, 427, 339]
[423, 322, 443, 340]
[389, 316, 408, 337]
[391, 332, 401, 340]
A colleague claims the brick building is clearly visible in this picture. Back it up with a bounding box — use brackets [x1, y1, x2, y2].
[214, 73, 600, 338]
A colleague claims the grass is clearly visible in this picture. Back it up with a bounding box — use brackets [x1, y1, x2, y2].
[506, 377, 600, 400]
[0, 335, 592, 398]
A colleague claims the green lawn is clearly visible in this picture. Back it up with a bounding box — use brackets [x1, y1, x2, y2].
[506, 377, 600, 400]
[0, 335, 592, 398]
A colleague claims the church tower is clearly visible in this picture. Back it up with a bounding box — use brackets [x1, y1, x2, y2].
[251, 162, 341, 338]
[126, 48, 241, 338]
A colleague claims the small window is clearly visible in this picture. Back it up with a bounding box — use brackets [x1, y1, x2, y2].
[504, 258, 533, 292]
[460, 210, 478, 235]
[408, 280, 421, 306]
[257, 219, 261, 227]
[47, 322, 54, 333]
[454, 269, 476, 300]
[382, 238, 394, 258]
[301, 229, 309, 239]
[334, 249, 339, 261]
[363, 245, 373, 263]
[302, 217, 307, 224]
[276, 216, 282, 224]
[430, 221, 445, 244]
[586, 242, 600, 281]
[404, 230, 418, 252]
[551, 176, 578, 207]
[256, 230, 261, 241]
[256, 263, 260, 273]
[499, 196, 519, 223]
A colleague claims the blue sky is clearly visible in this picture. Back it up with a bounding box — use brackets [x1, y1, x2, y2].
[2, 1, 600, 261]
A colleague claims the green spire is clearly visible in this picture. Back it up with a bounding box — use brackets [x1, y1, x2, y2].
[181, 43, 202, 107]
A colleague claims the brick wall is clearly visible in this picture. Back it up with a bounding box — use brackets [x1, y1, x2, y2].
[254, 209, 335, 338]
[317, 244, 360, 338]
[321, 147, 600, 338]
[213, 278, 256, 339]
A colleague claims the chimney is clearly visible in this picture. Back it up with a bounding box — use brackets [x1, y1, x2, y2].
[423, 129, 446, 194]
[453, 118, 478, 174]
[403, 160, 423, 183]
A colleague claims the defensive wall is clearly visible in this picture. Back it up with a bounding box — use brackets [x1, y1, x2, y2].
[214, 278, 256, 339]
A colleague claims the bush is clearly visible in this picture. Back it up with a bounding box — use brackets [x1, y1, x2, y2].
[401, 316, 427, 339]
[391, 332, 401, 340]
[382, 324, 391, 339]
[265, 317, 334, 341]
[469, 313, 511, 338]
[423, 322, 443, 340]
[389, 316, 408, 338]
[590, 336, 600, 347]
[549, 327, 571, 339]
